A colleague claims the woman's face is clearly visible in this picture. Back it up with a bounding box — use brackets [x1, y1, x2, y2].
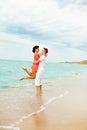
[35, 47, 39, 53]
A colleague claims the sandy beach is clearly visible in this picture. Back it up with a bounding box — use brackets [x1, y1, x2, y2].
[0, 74, 87, 130]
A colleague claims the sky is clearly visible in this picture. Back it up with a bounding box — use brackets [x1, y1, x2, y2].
[0, 0, 87, 62]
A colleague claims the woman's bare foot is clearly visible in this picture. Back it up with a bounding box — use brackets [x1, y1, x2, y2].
[22, 66, 27, 71]
[19, 76, 26, 80]
[19, 76, 31, 80]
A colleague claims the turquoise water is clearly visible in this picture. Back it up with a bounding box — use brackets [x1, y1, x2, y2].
[0, 59, 87, 88]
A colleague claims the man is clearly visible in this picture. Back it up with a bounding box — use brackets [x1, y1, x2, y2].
[33, 48, 48, 96]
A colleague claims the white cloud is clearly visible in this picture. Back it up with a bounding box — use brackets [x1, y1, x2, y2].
[0, 0, 87, 61]
[0, 32, 49, 61]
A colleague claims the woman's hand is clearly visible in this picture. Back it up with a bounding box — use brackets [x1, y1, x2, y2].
[33, 60, 40, 64]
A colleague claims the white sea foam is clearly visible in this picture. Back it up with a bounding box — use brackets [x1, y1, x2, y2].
[0, 126, 20, 130]
[35, 106, 45, 114]
[43, 91, 69, 106]
[13, 106, 45, 126]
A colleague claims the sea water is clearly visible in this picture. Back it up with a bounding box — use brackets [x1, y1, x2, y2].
[0, 59, 87, 88]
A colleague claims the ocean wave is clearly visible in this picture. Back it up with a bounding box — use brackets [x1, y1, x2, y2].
[0, 126, 20, 130]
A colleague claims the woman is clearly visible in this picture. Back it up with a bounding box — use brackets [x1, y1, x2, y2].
[20, 45, 40, 80]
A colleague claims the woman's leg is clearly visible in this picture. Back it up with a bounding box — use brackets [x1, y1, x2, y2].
[20, 71, 36, 80]
[20, 76, 31, 80]
[22, 67, 32, 76]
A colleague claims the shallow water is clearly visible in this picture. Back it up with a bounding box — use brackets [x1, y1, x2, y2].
[0, 59, 87, 88]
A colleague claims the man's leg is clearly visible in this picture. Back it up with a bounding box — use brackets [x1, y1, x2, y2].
[40, 85, 42, 95]
[35, 70, 43, 96]
[36, 86, 40, 96]
[35, 74, 41, 96]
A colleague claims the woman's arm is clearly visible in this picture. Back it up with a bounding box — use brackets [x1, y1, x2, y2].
[33, 60, 40, 64]
[33, 53, 41, 64]
[33, 56, 45, 64]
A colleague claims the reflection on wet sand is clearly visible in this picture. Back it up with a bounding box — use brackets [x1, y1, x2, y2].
[31, 96, 47, 129]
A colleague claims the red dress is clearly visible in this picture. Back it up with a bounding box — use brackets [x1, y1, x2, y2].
[31, 55, 40, 72]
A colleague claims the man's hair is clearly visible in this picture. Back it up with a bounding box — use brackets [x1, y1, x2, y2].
[32, 45, 39, 53]
[44, 48, 48, 54]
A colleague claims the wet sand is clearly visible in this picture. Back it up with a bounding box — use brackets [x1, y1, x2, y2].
[0, 74, 87, 130]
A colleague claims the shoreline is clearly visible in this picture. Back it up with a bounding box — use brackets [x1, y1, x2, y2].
[0, 74, 87, 130]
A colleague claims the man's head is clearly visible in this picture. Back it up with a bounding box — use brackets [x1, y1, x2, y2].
[41, 48, 48, 55]
[32, 45, 39, 53]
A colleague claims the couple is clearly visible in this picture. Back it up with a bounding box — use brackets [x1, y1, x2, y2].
[20, 45, 48, 96]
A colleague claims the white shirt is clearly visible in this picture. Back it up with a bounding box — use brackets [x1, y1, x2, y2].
[38, 55, 46, 71]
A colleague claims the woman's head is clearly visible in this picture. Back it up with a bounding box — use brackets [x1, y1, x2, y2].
[32, 45, 39, 53]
